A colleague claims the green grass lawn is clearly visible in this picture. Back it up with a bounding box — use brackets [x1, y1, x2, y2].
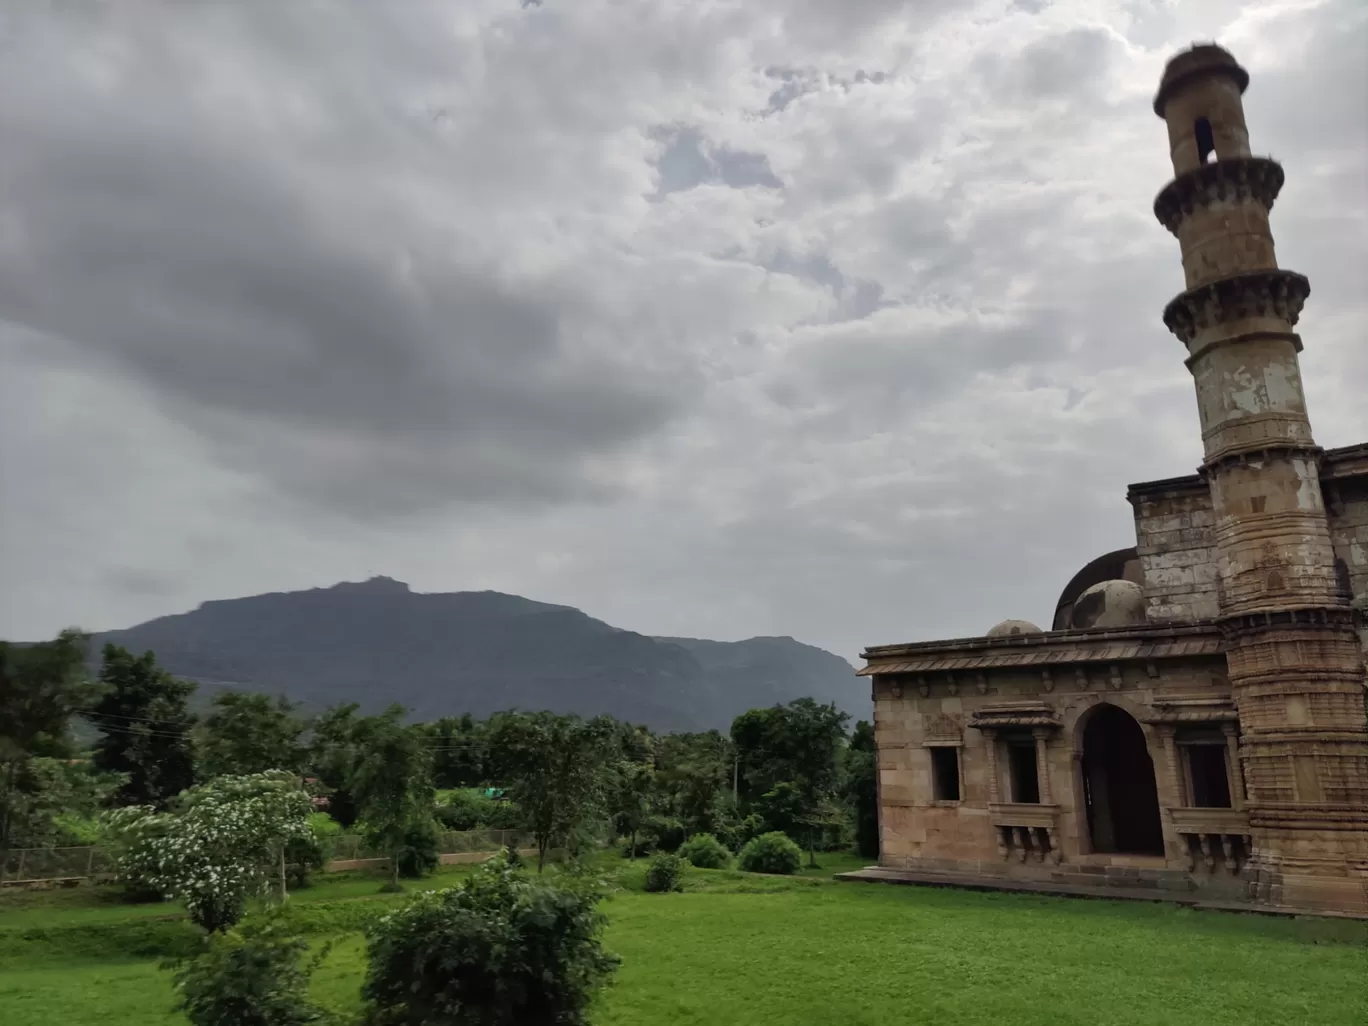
[2, 854, 1364, 1026]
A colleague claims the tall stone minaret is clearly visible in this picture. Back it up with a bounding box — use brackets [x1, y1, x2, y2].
[1153, 44, 1368, 913]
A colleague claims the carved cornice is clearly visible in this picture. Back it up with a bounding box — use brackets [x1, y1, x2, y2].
[1143, 697, 1238, 725]
[1200, 442, 1323, 477]
[1153, 156, 1284, 235]
[969, 703, 1060, 730]
[1162, 269, 1310, 344]
[1217, 606, 1359, 640]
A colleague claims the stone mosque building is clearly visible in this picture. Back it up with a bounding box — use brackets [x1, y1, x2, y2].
[847, 45, 1368, 916]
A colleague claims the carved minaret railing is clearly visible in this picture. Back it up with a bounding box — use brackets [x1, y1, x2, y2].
[1152, 45, 1368, 913]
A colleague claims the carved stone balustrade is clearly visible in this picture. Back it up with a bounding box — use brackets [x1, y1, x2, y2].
[989, 803, 1062, 865]
[1169, 807, 1252, 875]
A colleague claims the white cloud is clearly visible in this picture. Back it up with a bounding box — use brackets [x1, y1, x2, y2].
[0, 0, 1363, 667]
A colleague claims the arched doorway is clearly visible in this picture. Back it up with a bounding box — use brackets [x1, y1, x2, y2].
[1080, 705, 1164, 855]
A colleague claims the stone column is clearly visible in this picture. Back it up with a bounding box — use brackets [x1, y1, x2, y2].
[1032, 727, 1053, 804]
[982, 729, 1000, 803]
[1157, 725, 1185, 808]
[1222, 722, 1246, 809]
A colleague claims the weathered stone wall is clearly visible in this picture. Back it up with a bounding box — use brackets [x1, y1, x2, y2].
[1326, 473, 1368, 605]
[871, 657, 1230, 875]
[1127, 480, 1220, 623]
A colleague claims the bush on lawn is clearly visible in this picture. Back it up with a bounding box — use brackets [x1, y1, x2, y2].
[361, 851, 618, 1026]
[643, 852, 685, 893]
[738, 831, 802, 876]
[171, 912, 331, 1026]
[678, 833, 730, 869]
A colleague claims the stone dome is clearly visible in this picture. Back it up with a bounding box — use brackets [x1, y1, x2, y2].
[986, 619, 1043, 638]
[1071, 579, 1146, 629]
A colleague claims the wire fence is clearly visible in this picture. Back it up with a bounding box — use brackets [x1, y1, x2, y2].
[2, 829, 529, 885]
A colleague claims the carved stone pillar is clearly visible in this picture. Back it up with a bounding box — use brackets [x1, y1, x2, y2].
[1157, 725, 1184, 808]
[1221, 722, 1245, 809]
[1031, 727, 1053, 804]
[982, 728, 1000, 804]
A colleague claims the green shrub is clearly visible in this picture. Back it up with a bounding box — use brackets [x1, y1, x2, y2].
[435, 790, 524, 833]
[738, 831, 802, 875]
[482, 799, 523, 831]
[643, 815, 685, 854]
[619, 835, 653, 858]
[643, 852, 685, 893]
[361, 851, 618, 1026]
[678, 833, 730, 869]
[434, 790, 483, 831]
[170, 912, 331, 1026]
[394, 817, 440, 879]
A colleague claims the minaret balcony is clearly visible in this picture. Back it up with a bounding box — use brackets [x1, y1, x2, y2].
[1161, 268, 1310, 346]
[1153, 155, 1285, 236]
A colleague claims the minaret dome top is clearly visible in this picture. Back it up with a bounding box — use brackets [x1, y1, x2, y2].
[1153, 43, 1249, 117]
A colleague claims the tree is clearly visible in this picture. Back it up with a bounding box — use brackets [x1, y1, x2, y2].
[0, 630, 100, 876]
[731, 699, 849, 866]
[485, 712, 616, 872]
[426, 714, 484, 790]
[611, 760, 654, 859]
[361, 851, 618, 1025]
[348, 707, 434, 891]
[305, 703, 367, 827]
[653, 730, 732, 837]
[91, 644, 197, 808]
[845, 720, 879, 859]
[198, 691, 304, 779]
[103, 771, 315, 931]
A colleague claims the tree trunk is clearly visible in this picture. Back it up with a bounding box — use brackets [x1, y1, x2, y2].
[537, 837, 548, 873]
[629, 829, 637, 861]
[808, 827, 817, 868]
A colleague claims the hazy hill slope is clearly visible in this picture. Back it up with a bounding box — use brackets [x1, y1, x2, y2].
[90, 577, 865, 731]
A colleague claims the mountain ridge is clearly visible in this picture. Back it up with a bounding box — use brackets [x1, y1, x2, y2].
[87, 577, 865, 731]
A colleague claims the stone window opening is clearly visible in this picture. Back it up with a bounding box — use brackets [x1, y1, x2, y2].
[1179, 734, 1233, 809]
[1006, 736, 1041, 804]
[1194, 116, 1217, 164]
[929, 746, 961, 802]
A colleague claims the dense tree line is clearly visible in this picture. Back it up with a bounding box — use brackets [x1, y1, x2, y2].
[1, 631, 879, 878]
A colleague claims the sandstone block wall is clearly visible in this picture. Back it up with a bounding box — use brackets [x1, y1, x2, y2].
[1128, 481, 1221, 623]
[872, 656, 1231, 873]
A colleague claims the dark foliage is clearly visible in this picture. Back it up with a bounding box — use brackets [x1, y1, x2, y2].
[171, 913, 331, 1026]
[678, 832, 730, 869]
[737, 831, 802, 875]
[361, 852, 618, 1026]
[393, 816, 440, 879]
[91, 644, 196, 808]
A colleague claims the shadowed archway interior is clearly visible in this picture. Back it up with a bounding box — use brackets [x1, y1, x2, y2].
[1081, 704, 1165, 856]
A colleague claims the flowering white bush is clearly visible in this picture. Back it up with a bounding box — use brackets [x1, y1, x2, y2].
[104, 771, 315, 932]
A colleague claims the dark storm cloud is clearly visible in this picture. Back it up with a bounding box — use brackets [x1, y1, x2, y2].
[0, 3, 695, 516]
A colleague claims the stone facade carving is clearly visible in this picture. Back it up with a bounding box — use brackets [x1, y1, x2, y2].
[851, 45, 1368, 918]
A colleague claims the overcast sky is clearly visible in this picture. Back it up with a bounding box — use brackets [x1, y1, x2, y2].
[1, 0, 1364, 665]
